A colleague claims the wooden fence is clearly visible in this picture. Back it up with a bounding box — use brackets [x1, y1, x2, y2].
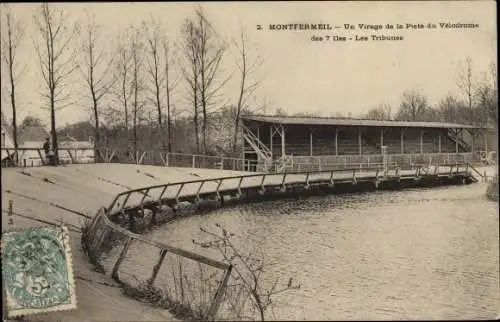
[1, 147, 483, 175]
[83, 207, 232, 320]
[82, 162, 479, 320]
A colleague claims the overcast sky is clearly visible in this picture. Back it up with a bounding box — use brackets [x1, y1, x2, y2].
[0, 1, 496, 127]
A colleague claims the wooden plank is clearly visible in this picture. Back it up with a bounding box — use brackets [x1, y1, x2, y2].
[147, 249, 168, 286]
[112, 237, 133, 281]
[205, 265, 233, 320]
[100, 214, 230, 270]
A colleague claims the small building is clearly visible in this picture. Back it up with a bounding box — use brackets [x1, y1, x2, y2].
[240, 115, 492, 172]
[1, 121, 94, 166]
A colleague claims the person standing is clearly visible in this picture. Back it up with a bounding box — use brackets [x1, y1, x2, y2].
[42, 138, 51, 165]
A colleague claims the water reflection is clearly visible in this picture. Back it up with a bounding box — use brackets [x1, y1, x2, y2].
[153, 183, 499, 320]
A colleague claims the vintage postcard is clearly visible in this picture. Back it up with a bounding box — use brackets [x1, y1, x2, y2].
[0, 1, 497, 321]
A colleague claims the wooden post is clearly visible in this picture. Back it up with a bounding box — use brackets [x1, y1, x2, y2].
[237, 176, 244, 196]
[309, 129, 313, 156]
[175, 183, 185, 203]
[420, 129, 424, 154]
[484, 130, 488, 154]
[470, 129, 475, 155]
[438, 133, 442, 153]
[196, 182, 205, 202]
[334, 128, 339, 156]
[381, 145, 388, 176]
[281, 125, 286, 157]
[455, 129, 459, 153]
[358, 128, 362, 155]
[260, 174, 266, 193]
[400, 128, 404, 154]
[280, 173, 287, 192]
[269, 124, 274, 158]
[206, 265, 233, 320]
[147, 249, 168, 286]
[112, 237, 133, 282]
[380, 128, 384, 154]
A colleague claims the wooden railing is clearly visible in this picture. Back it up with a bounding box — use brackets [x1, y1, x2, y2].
[84, 207, 232, 320]
[1, 147, 94, 167]
[103, 163, 473, 217]
[83, 162, 475, 320]
[1, 148, 482, 176]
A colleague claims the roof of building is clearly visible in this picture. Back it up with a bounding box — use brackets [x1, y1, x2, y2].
[241, 115, 489, 129]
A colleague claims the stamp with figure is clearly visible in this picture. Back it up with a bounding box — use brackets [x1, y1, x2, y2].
[2, 225, 77, 318]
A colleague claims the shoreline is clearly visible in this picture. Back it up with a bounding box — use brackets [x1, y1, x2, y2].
[82, 163, 484, 320]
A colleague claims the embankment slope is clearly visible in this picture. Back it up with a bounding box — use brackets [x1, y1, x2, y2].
[1, 163, 248, 322]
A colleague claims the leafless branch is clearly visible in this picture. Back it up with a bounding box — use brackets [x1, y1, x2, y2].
[193, 224, 300, 321]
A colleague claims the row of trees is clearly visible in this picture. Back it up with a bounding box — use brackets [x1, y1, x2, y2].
[362, 58, 497, 127]
[1, 4, 497, 160]
[2, 4, 263, 160]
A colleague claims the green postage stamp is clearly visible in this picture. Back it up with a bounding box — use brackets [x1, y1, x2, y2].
[2, 225, 77, 318]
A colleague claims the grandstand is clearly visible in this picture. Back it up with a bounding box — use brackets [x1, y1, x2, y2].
[240, 115, 492, 172]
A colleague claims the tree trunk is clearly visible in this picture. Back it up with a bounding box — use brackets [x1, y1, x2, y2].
[166, 86, 172, 153]
[93, 98, 100, 163]
[10, 71, 18, 164]
[165, 56, 172, 153]
[50, 101, 58, 166]
[194, 111, 199, 153]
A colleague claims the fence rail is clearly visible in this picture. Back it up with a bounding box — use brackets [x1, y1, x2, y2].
[82, 161, 476, 320]
[1, 147, 486, 173]
[83, 207, 232, 320]
[104, 163, 474, 218]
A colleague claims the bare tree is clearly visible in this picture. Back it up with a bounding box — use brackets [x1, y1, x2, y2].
[232, 29, 263, 153]
[436, 94, 468, 123]
[112, 30, 134, 136]
[130, 28, 145, 155]
[76, 12, 115, 161]
[181, 18, 201, 153]
[142, 18, 165, 149]
[364, 103, 392, 121]
[20, 115, 45, 128]
[476, 63, 498, 131]
[1, 6, 25, 163]
[476, 63, 498, 173]
[33, 3, 76, 165]
[274, 108, 288, 117]
[181, 8, 229, 154]
[395, 90, 430, 121]
[163, 39, 179, 153]
[457, 57, 476, 124]
[196, 9, 229, 154]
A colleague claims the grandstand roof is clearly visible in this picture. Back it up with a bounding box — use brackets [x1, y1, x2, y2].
[241, 115, 489, 129]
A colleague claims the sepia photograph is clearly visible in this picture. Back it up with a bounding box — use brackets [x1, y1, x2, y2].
[1, 1, 498, 321]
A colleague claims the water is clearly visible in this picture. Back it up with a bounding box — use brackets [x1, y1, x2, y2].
[151, 182, 499, 320]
